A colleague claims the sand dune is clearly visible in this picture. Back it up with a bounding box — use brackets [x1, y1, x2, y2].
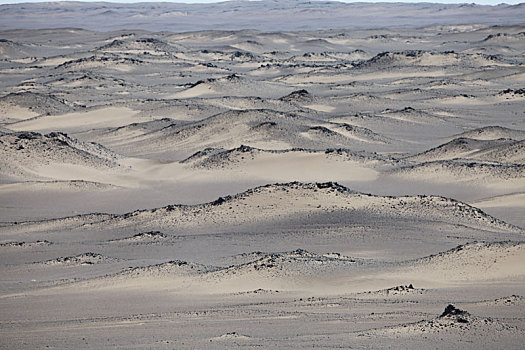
[86, 109, 390, 159]
[178, 146, 384, 183]
[71, 249, 360, 294]
[3, 182, 519, 236]
[98, 37, 184, 55]
[0, 91, 72, 123]
[181, 145, 386, 169]
[452, 125, 525, 141]
[55, 54, 144, 71]
[407, 137, 524, 164]
[393, 123, 525, 189]
[467, 139, 525, 164]
[0, 180, 120, 194]
[1, 17, 525, 349]
[473, 192, 525, 209]
[345, 52, 514, 89]
[391, 160, 524, 187]
[378, 106, 448, 125]
[172, 74, 293, 99]
[25, 241, 524, 298]
[0, 130, 121, 181]
[390, 241, 525, 284]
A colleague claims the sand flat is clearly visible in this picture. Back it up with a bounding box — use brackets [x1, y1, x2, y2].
[9, 107, 143, 133]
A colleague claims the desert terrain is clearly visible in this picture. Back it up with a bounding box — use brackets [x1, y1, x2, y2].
[0, 2, 525, 348]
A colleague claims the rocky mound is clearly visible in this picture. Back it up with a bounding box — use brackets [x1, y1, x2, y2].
[328, 123, 390, 143]
[482, 32, 525, 43]
[279, 89, 314, 103]
[98, 37, 183, 54]
[354, 51, 503, 69]
[217, 249, 358, 277]
[173, 73, 291, 99]
[392, 160, 525, 183]
[0, 240, 52, 248]
[406, 137, 522, 163]
[73, 248, 359, 293]
[0, 130, 121, 180]
[55, 54, 143, 70]
[470, 139, 525, 164]
[0, 92, 72, 121]
[210, 332, 251, 341]
[43, 71, 135, 90]
[90, 117, 178, 142]
[396, 241, 525, 282]
[452, 126, 525, 141]
[379, 106, 448, 125]
[367, 304, 518, 337]
[180, 145, 384, 169]
[498, 88, 525, 99]
[5, 182, 519, 234]
[360, 284, 425, 297]
[43, 252, 117, 266]
[0, 39, 36, 59]
[109, 231, 167, 243]
[117, 109, 390, 158]
[113, 259, 220, 279]
[489, 295, 524, 306]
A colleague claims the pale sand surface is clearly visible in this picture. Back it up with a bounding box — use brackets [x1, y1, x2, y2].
[0, 14, 524, 349]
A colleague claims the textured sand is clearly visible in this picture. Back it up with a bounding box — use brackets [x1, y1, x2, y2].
[0, 6, 524, 349]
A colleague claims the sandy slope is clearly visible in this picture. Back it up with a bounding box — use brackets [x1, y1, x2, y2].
[451, 126, 525, 141]
[3, 240, 522, 302]
[82, 108, 391, 159]
[9, 106, 145, 133]
[3, 182, 519, 236]
[390, 160, 525, 189]
[406, 137, 521, 163]
[0, 130, 122, 181]
[386, 241, 525, 285]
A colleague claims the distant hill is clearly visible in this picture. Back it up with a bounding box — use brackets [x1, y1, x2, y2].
[0, 1, 524, 31]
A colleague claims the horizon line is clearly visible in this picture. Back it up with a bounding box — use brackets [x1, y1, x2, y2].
[1, 0, 523, 6]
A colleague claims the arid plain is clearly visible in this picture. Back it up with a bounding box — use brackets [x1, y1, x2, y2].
[1, 13, 525, 349]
